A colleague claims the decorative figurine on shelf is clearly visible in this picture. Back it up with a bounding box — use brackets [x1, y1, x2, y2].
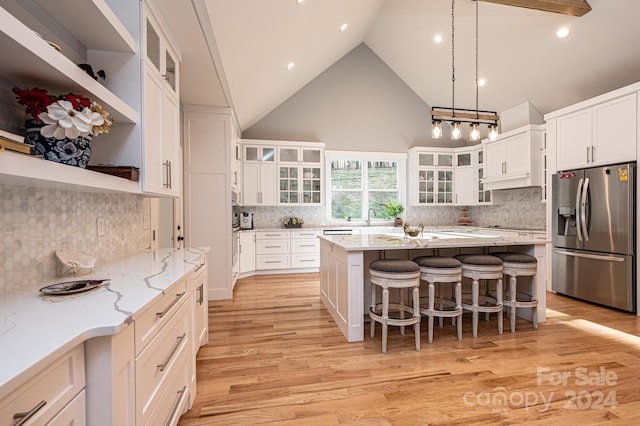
[283, 217, 304, 229]
[77, 63, 106, 81]
[13, 87, 112, 168]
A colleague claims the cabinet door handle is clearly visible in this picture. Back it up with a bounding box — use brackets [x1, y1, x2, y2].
[157, 333, 186, 372]
[197, 283, 204, 305]
[156, 292, 186, 318]
[168, 160, 172, 189]
[166, 386, 188, 426]
[13, 400, 47, 426]
[591, 145, 595, 162]
[586, 146, 590, 162]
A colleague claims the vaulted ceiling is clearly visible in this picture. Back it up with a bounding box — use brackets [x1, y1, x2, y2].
[155, 0, 640, 132]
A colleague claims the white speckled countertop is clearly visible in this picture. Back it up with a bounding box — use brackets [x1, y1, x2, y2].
[318, 228, 547, 251]
[0, 247, 208, 400]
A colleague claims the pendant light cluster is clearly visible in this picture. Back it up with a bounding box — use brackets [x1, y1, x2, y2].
[431, 0, 499, 142]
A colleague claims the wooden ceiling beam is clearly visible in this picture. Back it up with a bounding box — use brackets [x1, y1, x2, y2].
[479, 0, 591, 17]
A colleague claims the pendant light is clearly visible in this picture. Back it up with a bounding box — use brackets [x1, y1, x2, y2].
[431, 0, 498, 142]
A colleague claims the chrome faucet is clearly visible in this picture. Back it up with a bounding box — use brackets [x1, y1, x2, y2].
[367, 208, 376, 226]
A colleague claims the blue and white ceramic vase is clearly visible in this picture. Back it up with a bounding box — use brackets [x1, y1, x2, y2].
[25, 119, 92, 168]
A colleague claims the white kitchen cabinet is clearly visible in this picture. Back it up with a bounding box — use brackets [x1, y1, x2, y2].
[454, 167, 474, 206]
[475, 145, 491, 204]
[239, 231, 256, 274]
[483, 125, 544, 191]
[555, 93, 637, 170]
[290, 230, 321, 268]
[255, 231, 290, 270]
[142, 6, 181, 196]
[244, 145, 276, 163]
[278, 146, 323, 164]
[278, 165, 322, 204]
[243, 162, 277, 205]
[408, 148, 457, 205]
[0, 345, 85, 425]
[183, 106, 236, 300]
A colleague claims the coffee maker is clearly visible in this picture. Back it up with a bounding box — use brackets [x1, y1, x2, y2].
[240, 212, 254, 229]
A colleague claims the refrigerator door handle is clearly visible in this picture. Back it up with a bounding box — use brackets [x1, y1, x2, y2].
[553, 249, 625, 263]
[581, 177, 590, 241]
[575, 178, 584, 242]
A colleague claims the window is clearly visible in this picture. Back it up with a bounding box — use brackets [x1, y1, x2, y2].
[326, 152, 405, 222]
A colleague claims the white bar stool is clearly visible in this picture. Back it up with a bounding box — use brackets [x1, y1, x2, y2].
[369, 259, 421, 354]
[413, 256, 463, 343]
[491, 252, 538, 333]
[454, 254, 504, 338]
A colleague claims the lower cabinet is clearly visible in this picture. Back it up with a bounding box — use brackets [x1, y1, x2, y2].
[0, 345, 85, 425]
[244, 229, 321, 274]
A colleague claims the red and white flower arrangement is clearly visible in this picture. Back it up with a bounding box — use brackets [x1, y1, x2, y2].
[13, 87, 112, 139]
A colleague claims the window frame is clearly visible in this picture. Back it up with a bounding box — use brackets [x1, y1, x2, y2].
[324, 150, 407, 224]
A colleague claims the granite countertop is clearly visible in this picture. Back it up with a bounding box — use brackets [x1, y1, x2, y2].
[319, 229, 548, 251]
[241, 225, 546, 234]
[0, 247, 208, 400]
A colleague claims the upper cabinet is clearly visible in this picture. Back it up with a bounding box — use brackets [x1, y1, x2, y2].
[242, 140, 324, 206]
[483, 125, 544, 191]
[141, 4, 181, 197]
[553, 93, 637, 171]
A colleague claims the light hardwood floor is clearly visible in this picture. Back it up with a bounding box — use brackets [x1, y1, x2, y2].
[179, 273, 640, 425]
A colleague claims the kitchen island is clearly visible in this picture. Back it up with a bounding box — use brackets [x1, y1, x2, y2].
[318, 228, 547, 342]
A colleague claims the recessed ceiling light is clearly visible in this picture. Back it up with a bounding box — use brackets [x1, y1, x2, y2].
[478, 79, 486, 87]
[340, 23, 348, 32]
[556, 27, 570, 38]
[296, 0, 304, 4]
[287, 62, 295, 71]
[434, 34, 443, 44]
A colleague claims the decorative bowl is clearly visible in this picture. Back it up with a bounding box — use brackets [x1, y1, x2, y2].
[403, 224, 424, 238]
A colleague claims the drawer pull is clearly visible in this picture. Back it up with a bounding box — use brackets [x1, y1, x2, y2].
[157, 333, 186, 372]
[194, 262, 205, 272]
[299, 259, 315, 262]
[197, 283, 204, 305]
[265, 261, 281, 264]
[299, 244, 316, 247]
[156, 292, 186, 318]
[13, 400, 46, 426]
[166, 386, 188, 426]
[265, 245, 282, 248]
[264, 234, 281, 237]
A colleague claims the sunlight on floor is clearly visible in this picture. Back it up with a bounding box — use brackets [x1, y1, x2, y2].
[561, 317, 640, 348]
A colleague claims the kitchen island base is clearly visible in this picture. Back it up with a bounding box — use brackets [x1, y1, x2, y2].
[319, 236, 546, 342]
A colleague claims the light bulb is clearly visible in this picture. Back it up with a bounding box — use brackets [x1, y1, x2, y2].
[432, 120, 442, 139]
[451, 122, 462, 140]
[489, 124, 498, 141]
[470, 123, 480, 141]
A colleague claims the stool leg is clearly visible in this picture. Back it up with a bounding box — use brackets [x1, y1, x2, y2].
[438, 283, 444, 328]
[413, 286, 421, 351]
[382, 288, 389, 354]
[472, 279, 479, 338]
[510, 275, 517, 333]
[399, 287, 406, 336]
[497, 277, 503, 335]
[455, 281, 462, 341]
[532, 274, 538, 329]
[370, 283, 376, 339]
[428, 281, 435, 344]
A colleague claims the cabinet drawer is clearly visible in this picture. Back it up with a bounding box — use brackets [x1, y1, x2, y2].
[291, 254, 320, 268]
[256, 255, 290, 270]
[48, 390, 86, 426]
[135, 279, 188, 355]
[291, 238, 319, 253]
[256, 239, 290, 255]
[290, 230, 321, 239]
[136, 305, 190, 426]
[0, 345, 84, 426]
[256, 231, 289, 240]
[145, 348, 190, 426]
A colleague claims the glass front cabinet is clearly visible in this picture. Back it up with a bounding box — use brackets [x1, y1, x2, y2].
[276, 143, 324, 205]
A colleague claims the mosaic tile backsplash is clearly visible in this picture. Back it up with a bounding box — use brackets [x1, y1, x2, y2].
[0, 184, 150, 293]
[237, 187, 545, 230]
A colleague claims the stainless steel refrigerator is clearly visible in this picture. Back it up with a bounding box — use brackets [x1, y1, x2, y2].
[552, 163, 636, 312]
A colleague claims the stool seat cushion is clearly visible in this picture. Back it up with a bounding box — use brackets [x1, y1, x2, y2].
[369, 259, 420, 273]
[454, 254, 503, 266]
[413, 256, 461, 269]
[491, 252, 537, 264]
